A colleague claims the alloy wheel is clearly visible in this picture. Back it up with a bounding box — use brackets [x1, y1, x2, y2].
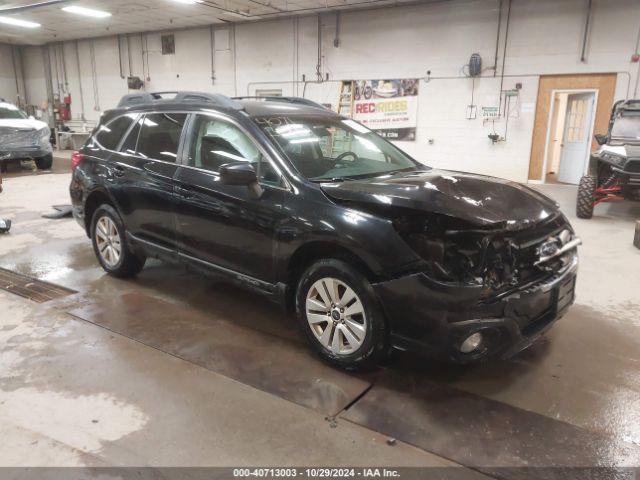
[95, 216, 122, 268]
[305, 277, 367, 355]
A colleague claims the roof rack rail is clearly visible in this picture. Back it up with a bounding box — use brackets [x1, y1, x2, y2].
[232, 96, 328, 110]
[117, 91, 241, 110]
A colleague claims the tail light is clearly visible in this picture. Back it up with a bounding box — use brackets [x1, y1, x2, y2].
[71, 151, 85, 171]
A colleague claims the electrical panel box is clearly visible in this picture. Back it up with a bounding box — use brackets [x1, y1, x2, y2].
[161, 34, 175, 55]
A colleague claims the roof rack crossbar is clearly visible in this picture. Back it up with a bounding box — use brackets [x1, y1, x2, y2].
[117, 91, 241, 110]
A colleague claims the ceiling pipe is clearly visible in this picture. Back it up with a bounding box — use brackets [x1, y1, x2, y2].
[117, 35, 125, 79]
[580, 0, 593, 63]
[210, 24, 216, 84]
[4, 0, 455, 46]
[498, 0, 511, 116]
[492, 0, 502, 76]
[197, 0, 450, 20]
[74, 39, 85, 121]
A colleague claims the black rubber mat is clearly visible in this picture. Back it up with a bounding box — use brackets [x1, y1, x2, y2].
[0, 267, 76, 302]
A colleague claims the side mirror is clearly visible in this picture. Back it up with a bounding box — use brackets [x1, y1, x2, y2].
[219, 162, 263, 198]
[594, 134, 608, 145]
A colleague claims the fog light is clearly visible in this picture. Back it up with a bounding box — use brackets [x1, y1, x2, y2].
[460, 332, 483, 354]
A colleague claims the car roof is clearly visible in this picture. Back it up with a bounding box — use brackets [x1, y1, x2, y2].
[109, 91, 339, 120]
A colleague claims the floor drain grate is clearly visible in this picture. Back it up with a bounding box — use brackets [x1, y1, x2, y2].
[0, 267, 76, 303]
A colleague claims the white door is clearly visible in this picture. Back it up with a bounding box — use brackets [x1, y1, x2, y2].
[557, 92, 595, 184]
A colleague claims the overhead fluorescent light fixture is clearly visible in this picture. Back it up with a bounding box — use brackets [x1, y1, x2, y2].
[0, 16, 41, 28]
[62, 6, 112, 18]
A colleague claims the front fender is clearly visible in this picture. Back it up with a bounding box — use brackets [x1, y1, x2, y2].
[274, 197, 421, 282]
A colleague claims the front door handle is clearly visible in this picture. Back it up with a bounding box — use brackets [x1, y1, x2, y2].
[175, 186, 193, 199]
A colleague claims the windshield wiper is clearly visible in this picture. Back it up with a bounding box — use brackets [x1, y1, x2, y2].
[309, 177, 351, 183]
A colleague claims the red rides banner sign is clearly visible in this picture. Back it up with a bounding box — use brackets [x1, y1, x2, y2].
[349, 79, 419, 141]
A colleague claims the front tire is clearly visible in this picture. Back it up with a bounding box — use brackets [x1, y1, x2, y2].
[35, 154, 53, 170]
[91, 204, 145, 278]
[296, 259, 388, 371]
[577, 174, 596, 219]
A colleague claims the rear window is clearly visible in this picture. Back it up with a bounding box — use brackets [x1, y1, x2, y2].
[136, 113, 187, 162]
[96, 114, 136, 150]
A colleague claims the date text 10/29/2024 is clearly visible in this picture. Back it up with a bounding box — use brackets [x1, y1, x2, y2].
[233, 468, 401, 478]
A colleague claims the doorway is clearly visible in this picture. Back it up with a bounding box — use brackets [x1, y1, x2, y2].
[544, 90, 597, 185]
[528, 73, 616, 183]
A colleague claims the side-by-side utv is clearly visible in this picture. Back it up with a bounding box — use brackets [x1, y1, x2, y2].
[577, 99, 640, 219]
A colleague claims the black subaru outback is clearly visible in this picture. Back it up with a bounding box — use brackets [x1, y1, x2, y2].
[70, 91, 581, 370]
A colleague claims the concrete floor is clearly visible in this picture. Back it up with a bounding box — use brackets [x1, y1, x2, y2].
[0, 155, 639, 471]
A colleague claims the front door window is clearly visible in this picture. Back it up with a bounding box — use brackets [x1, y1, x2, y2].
[188, 115, 282, 186]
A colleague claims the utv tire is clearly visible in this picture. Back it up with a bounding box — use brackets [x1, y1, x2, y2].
[576, 175, 596, 219]
[35, 154, 53, 170]
[296, 259, 389, 371]
[91, 204, 145, 278]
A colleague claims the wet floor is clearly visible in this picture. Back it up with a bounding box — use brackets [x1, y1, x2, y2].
[0, 162, 639, 470]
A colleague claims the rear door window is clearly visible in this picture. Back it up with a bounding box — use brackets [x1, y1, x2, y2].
[96, 114, 137, 150]
[136, 113, 187, 162]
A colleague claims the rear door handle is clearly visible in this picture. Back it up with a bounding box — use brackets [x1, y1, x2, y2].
[113, 165, 125, 177]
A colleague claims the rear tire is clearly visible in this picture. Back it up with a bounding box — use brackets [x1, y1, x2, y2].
[576, 174, 596, 219]
[35, 154, 53, 170]
[90, 204, 145, 278]
[296, 259, 388, 371]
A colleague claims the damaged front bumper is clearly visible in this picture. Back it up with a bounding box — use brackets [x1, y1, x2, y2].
[373, 251, 579, 362]
[0, 146, 52, 161]
[0, 129, 52, 161]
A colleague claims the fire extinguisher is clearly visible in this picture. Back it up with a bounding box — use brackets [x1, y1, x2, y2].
[60, 94, 72, 121]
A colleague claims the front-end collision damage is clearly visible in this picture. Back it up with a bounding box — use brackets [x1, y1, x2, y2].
[393, 211, 522, 293]
[359, 204, 581, 361]
[383, 206, 578, 295]
[320, 169, 581, 361]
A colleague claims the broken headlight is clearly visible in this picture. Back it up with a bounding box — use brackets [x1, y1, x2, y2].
[393, 213, 519, 289]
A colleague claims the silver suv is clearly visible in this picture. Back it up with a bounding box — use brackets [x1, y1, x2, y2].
[0, 100, 53, 171]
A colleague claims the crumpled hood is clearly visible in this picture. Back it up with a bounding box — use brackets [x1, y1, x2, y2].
[320, 169, 559, 228]
[0, 118, 48, 131]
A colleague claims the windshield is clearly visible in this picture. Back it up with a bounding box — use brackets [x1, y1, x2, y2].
[611, 113, 640, 140]
[0, 104, 27, 120]
[254, 115, 420, 181]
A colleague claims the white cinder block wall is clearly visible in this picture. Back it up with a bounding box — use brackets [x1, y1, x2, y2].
[7, 0, 640, 182]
